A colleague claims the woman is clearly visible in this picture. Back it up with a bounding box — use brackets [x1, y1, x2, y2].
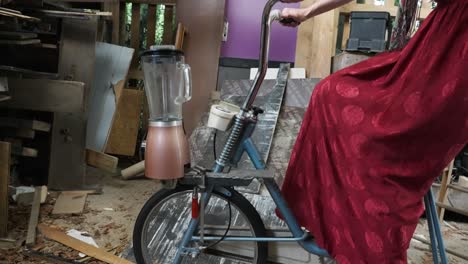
[278, 0, 467, 263]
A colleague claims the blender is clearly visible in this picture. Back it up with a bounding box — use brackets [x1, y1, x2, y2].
[141, 46, 192, 180]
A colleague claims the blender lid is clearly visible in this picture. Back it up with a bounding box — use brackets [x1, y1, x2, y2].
[140, 45, 184, 57]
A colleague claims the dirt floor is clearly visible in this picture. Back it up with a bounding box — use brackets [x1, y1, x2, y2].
[1, 167, 467, 264]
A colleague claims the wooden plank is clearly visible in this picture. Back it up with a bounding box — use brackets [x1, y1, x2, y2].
[341, 15, 350, 50]
[111, 0, 120, 44]
[4, 137, 38, 157]
[37, 9, 112, 17]
[86, 149, 118, 173]
[0, 31, 38, 40]
[0, 117, 50, 132]
[105, 89, 143, 156]
[175, 22, 185, 50]
[0, 7, 21, 15]
[448, 184, 468, 194]
[130, 3, 141, 67]
[38, 224, 133, 264]
[162, 5, 174, 44]
[2, 79, 85, 113]
[295, 1, 340, 78]
[436, 202, 468, 218]
[52, 191, 88, 214]
[0, 10, 41, 22]
[0, 128, 35, 139]
[13, 147, 38, 157]
[0, 39, 41, 45]
[437, 160, 454, 222]
[0, 238, 15, 249]
[26, 186, 43, 246]
[0, 142, 10, 238]
[146, 4, 157, 48]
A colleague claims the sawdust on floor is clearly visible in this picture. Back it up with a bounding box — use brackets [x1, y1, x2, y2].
[1, 167, 468, 264]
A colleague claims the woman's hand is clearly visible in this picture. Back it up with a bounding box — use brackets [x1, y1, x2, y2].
[280, 7, 310, 27]
[280, 0, 354, 27]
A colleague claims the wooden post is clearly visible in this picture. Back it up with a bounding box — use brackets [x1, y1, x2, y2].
[146, 4, 157, 48]
[110, 0, 120, 44]
[175, 22, 185, 50]
[162, 5, 174, 44]
[26, 186, 42, 246]
[119, 1, 127, 46]
[437, 159, 455, 222]
[341, 15, 351, 50]
[130, 3, 141, 67]
[0, 141, 11, 238]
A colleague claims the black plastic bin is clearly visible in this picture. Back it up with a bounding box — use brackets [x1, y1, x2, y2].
[345, 11, 391, 53]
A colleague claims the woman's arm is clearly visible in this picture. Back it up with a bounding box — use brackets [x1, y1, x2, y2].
[281, 0, 354, 26]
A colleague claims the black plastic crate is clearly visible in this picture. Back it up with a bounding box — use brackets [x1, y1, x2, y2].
[345, 11, 391, 53]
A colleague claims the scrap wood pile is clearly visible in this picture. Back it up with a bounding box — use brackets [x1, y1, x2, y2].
[0, 188, 133, 264]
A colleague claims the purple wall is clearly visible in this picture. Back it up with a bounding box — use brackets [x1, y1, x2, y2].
[221, 0, 299, 62]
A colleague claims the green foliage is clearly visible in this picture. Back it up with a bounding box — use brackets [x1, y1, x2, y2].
[123, 3, 168, 49]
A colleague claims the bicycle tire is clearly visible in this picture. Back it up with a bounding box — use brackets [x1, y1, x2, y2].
[133, 185, 268, 264]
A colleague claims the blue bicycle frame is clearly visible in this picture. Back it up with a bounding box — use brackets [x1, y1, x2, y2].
[171, 0, 448, 263]
[174, 118, 448, 263]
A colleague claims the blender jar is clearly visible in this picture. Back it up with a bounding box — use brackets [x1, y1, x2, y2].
[141, 47, 192, 122]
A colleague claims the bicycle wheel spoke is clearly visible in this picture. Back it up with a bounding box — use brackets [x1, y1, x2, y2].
[134, 187, 266, 264]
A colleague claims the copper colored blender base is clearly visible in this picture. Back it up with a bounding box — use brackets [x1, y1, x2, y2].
[145, 120, 190, 180]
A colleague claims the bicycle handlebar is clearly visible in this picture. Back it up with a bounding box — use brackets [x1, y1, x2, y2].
[241, 0, 282, 111]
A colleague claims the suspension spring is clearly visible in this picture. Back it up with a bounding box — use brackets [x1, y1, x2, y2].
[216, 116, 245, 166]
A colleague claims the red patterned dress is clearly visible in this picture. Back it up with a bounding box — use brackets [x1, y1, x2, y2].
[280, 0, 468, 262]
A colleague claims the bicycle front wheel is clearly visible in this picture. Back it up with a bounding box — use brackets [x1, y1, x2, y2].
[133, 185, 268, 264]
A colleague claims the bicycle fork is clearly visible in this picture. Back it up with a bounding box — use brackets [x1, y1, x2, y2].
[173, 185, 214, 263]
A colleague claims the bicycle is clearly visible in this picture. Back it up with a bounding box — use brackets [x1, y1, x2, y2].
[133, 1, 448, 263]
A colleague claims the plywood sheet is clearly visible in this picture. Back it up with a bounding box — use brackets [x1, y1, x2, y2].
[52, 191, 88, 214]
[295, 0, 339, 78]
[86, 42, 134, 152]
[105, 89, 142, 156]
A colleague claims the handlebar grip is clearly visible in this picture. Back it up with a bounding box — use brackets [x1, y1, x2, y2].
[280, 17, 298, 25]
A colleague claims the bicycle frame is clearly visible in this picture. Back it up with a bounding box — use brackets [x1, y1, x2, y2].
[175, 121, 330, 263]
[171, 0, 448, 263]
